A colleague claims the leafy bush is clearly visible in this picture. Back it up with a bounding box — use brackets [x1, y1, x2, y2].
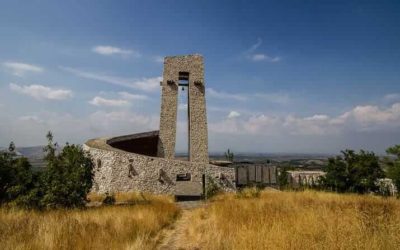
[40, 132, 94, 208]
[0, 147, 14, 203]
[321, 149, 383, 194]
[0, 132, 94, 209]
[384, 145, 400, 196]
[0, 142, 41, 208]
[278, 166, 290, 189]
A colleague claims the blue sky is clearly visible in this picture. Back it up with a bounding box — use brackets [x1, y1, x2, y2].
[1, 0, 400, 154]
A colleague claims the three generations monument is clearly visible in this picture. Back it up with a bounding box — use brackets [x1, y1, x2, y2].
[84, 54, 235, 196]
[158, 55, 208, 163]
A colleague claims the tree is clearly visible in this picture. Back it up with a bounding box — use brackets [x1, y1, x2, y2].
[321, 149, 383, 194]
[225, 149, 234, 162]
[40, 132, 94, 208]
[322, 156, 349, 192]
[278, 166, 290, 189]
[385, 145, 400, 196]
[0, 146, 14, 203]
[0, 142, 41, 208]
[1, 132, 94, 209]
[5, 157, 40, 208]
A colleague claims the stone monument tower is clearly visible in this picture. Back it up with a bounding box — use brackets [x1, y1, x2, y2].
[85, 54, 236, 196]
[157, 54, 209, 163]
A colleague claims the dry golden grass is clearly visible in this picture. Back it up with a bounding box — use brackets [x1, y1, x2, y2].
[0, 195, 179, 250]
[87, 191, 175, 204]
[176, 189, 400, 250]
[86, 192, 106, 202]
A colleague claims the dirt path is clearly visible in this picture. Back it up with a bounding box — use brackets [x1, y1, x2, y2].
[156, 201, 205, 250]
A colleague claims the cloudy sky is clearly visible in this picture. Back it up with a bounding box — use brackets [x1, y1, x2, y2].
[1, 0, 400, 154]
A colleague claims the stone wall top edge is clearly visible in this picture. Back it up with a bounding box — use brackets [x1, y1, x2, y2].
[84, 136, 215, 167]
[164, 54, 203, 60]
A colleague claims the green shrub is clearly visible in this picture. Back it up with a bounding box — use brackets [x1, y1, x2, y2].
[385, 145, 400, 197]
[40, 132, 94, 208]
[0, 143, 41, 208]
[0, 148, 14, 203]
[321, 149, 384, 194]
[1, 132, 94, 210]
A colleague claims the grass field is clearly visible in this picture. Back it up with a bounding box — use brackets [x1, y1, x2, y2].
[0, 194, 179, 250]
[2, 190, 400, 250]
[174, 189, 400, 250]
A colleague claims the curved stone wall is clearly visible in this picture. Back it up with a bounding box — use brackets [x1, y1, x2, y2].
[84, 133, 235, 195]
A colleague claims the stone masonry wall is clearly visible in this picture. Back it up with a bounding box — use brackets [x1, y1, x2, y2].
[187, 55, 209, 163]
[84, 139, 235, 195]
[157, 58, 178, 159]
[157, 54, 208, 163]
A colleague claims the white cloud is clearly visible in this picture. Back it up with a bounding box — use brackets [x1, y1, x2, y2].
[251, 54, 281, 62]
[0, 110, 159, 147]
[209, 103, 400, 136]
[251, 54, 267, 61]
[60, 66, 161, 92]
[92, 45, 139, 57]
[89, 96, 130, 107]
[133, 77, 163, 92]
[208, 119, 242, 134]
[9, 83, 73, 100]
[270, 57, 281, 62]
[118, 92, 148, 100]
[3, 101, 400, 154]
[88, 91, 148, 107]
[283, 114, 336, 135]
[245, 39, 281, 63]
[3, 62, 43, 76]
[227, 111, 241, 119]
[207, 89, 290, 104]
[244, 115, 281, 134]
[88, 110, 159, 131]
[336, 104, 400, 129]
[206, 88, 247, 101]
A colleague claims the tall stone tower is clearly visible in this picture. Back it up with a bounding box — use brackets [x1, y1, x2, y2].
[157, 54, 209, 163]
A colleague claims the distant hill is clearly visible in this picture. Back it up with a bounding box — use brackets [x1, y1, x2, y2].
[16, 146, 46, 158]
[13, 146, 61, 169]
[6, 146, 331, 170]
